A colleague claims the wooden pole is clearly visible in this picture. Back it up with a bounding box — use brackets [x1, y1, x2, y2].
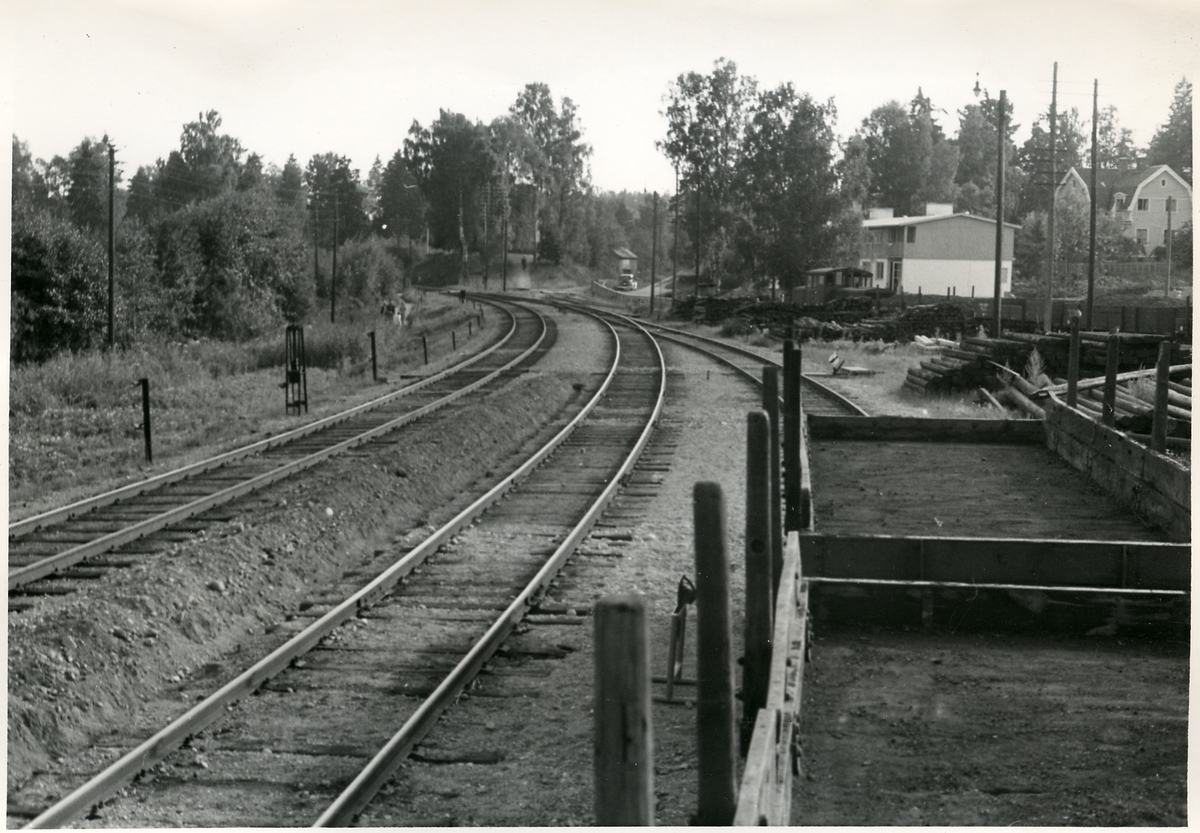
[762, 367, 783, 594]
[742, 412, 773, 756]
[1102, 335, 1119, 427]
[594, 596, 653, 826]
[1066, 313, 1081, 409]
[650, 192, 658, 316]
[693, 482, 737, 826]
[782, 341, 801, 532]
[1045, 62, 1058, 334]
[107, 143, 115, 350]
[1085, 80, 1099, 330]
[992, 89, 1007, 338]
[1151, 341, 1172, 452]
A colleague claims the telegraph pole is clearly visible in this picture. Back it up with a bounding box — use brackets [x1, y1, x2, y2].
[1166, 196, 1174, 296]
[107, 142, 115, 349]
[650, 192, 659, 315]
[1045, 62, 1057, 333]
[671, 167, 679, 307]
[694, 188, 701, 301]
[331, 192, 338, 323]
[1085, 79, 1099, 330]
[992, 89, 1006, 338]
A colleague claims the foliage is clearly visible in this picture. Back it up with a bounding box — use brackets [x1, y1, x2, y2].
[304, 152, 368, 246]
[1147, 78, 1192, 180]
[11, 208, 109, 362]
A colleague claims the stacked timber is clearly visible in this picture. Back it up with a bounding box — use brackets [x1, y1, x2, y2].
[902, 337, 1002, 394]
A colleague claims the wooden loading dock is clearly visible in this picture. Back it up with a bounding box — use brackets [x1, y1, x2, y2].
[791, 414, 1189, 826]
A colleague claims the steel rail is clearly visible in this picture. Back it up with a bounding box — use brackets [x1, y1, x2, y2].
[10, 303, 538, 591]
[552, 299, 867, 416]
[24, 307, 621, 830]
[10, 301, 517, 538]
[315, 314, 667, 827]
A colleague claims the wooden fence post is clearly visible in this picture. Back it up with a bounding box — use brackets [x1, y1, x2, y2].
[694, 482, 737, 826]
[1151, 340, 1172, 452]
[594, 595, 653, 826]
[782, 341, 801, 532]
[743, 412, 773, 756]
[1066, 314, 1081, 409]
[1102, 335, 1119, 427]
[761, 367, 783, 595]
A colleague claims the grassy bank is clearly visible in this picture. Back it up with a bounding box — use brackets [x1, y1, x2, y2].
[8, 292, 492, 516]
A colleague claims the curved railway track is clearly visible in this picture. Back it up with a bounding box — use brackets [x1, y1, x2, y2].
[20, 309, 666, 828]
[9, 300, 549, 599]
[552, 299, 867, 417]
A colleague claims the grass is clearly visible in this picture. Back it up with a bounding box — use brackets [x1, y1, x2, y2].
[8, 292, 493, 516]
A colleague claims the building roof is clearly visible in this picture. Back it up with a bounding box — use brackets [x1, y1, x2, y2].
[861, 212, 1019, 230]
[1057, 165, 1193, 210]
[611, 246, 638, 260]
[805, 266, 873, 277]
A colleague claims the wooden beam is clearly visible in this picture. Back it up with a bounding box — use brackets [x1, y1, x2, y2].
[807, 415, 1043, 443]
[798, 533, 1189, 592]
[1045, 363, 1192, 397]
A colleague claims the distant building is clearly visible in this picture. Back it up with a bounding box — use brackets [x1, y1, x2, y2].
[1056, 165, 1193, 255]
[860, 204, 1017, 298]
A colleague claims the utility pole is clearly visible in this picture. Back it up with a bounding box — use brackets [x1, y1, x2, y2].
[694, 188, 701, 301]
[483, 182, 490, 288]
[313, 201, 320, 293]
[650, 192, 659, 315]
[1166, 196, 1174, 296]
[1085, 79, 1099, 330]
[331, 192, 338, 323]
[1045, 62, 1058, 333]
[992, 89, 1006, 338]
[671, 167, 679, 307]
[107, 142, 115, 349]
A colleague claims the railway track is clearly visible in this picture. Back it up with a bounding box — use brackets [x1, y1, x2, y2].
[552, 299, 867, 417]
[8, 300, 550, 601]
[17, 309, 666, 828]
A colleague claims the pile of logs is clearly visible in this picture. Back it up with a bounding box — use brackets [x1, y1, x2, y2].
[902, 335, 1012, 395]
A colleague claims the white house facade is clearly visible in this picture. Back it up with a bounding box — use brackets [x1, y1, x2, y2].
[860, 206, 1017, 298]
[1056, 165, 1193, 254]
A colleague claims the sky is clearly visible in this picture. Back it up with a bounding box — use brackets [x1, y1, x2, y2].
[3, 0, 1199, 195]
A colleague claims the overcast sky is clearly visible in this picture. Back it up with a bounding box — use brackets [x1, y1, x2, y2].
[4, 0, 1198, 195]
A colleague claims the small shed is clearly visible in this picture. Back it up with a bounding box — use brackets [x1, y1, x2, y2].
[612, 247, 638, 279]
[790, 266, 874, 305]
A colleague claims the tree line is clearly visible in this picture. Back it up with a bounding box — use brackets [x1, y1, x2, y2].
[11, 69, 1191, 362]
[659, 60, 1191, 297]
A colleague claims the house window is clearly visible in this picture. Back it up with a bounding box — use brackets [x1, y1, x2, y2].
[906, 226, 916, 243]
[888, 227, 902, 243]
[1116, 198, 1126, 210]
[1137, 198, 1149, 211]
[1136, 228, 1148, 246]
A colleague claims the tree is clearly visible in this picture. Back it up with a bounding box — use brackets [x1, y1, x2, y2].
[1147, 77, 1192, 180]
[1095, 106, 1139, 171]
[660, 58, 756, 284]
[1016, 107, 1087, 215]
[379, 148, 428, 252]
[740, 84, 848, 293]
[64, 135, 116, 233]
[154, 111, 245, 207]
[509, 83, 592, 264]
[952, 94, 1021, 221]
[304, 152, 368, 247]
[11, 209, 108, 361]
[404, 111, 495, 267]
[275, 154, 306, 211]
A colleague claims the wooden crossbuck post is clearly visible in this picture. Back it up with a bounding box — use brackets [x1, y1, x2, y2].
[1151, 341, 1172, 452]
[694, 482, 737, 825]
[594, 596, 653, 826]
[761, 367, 783, 595]
[1102, 335, 1119, 427]
[743, 412, 773, 755]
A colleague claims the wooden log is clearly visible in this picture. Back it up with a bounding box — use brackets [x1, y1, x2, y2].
[999, 386, 1045, 419]
[902, 380, 927, 395]
[694, 483, 737, 826]
[594, 596, 653, 826]
[743, 412, 773, 756]
[908, 366, 941, 383]
[1046, 363, 1193, 397]
[1168, 381, 1191, 395]
[977, 387, 1006, 411]
[942, 348, 987, 362]
[904, 374, 933, 388]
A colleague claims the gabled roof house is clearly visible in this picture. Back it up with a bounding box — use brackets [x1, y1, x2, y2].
[1056, 165, 1192, 255]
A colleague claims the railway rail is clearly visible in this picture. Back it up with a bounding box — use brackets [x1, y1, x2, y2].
[9, 300, 548, 599]
[18, 307, 666, 828]
[552, 298, 867, 417]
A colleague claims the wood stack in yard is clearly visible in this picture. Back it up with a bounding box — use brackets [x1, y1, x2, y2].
[904, 331, 1193, 398]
